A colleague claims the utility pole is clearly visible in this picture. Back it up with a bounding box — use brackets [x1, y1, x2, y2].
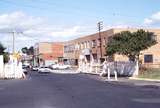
[0, 31, 22, 54]
[12, 32, 15, 54]
[97, 21, 103, 62]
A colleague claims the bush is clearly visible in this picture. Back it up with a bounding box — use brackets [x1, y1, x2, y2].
[3, 53, 9, 63]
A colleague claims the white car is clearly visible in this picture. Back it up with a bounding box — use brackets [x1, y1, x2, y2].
[38, 67, 52, 73]
[51, 64, 71, 70]
[32, 66, 39, 71]
[22, 68, 28, 74]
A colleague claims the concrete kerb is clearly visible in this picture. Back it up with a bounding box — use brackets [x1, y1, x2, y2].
[129, 77, 160, 82]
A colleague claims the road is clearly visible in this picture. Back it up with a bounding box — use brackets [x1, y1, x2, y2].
[0, 71, 160, 108]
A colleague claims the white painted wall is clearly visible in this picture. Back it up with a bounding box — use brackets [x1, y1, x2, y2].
[0, 55, 4, 78]
[0, 55, 25, 79]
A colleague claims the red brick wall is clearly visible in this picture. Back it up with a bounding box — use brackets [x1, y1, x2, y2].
[52, 43, 63, 59]
[40, 42, 63, 61]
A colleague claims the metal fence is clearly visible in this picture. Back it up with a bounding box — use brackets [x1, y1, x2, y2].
[109, 61, 136, 76]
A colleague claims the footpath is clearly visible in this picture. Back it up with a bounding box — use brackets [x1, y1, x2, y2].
[86, 74, 160, 87]
[117, 77, 160, 87]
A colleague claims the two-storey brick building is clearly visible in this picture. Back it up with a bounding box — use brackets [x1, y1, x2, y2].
[63, 28, 160, 68]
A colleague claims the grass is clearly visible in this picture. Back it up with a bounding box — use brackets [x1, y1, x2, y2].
[139, 68, 160, 80]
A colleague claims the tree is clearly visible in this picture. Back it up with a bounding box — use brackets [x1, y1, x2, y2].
[0, 43, 6, 55]
[28, 46, 34, 55]
[3, 52, 9, 63]
[21, 46, 34, 55]
[21, 47, 28, 54]
[106, 29, 157, 75]
[21, 46, 34, 66]
[0, 43, 9, 63]
[106, 29, 157, 61]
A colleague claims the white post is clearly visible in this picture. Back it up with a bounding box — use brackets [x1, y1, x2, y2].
[133, 60, 139, 76]
[107, 67, 111, 81]
[89, 54, 94, 73]
[95, 66, 98, 73]
[89, 62, 93, 73]
[114, 70, 118, 81]
[0, 56, 4, 78]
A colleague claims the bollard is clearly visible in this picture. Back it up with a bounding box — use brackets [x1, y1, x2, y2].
[89, 65, 92, 73]
[107, 67, 111, 81]
[114, 70, 118, 81]
[106, 67, 118, 81]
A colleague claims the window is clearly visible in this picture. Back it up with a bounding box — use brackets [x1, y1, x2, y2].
[80, 42, 84, 49]
[144, 54, 153, 63]
[152, 35, 157, 41]
[87, 41, 90, 48]
[92, 40, 96, 48]
[103, 37, 106, 47]
[76, 43, 80, 50]
[84, 41, 87, 49]
[89, 41, 92, 48]
[70, 45, 75, 52]
[97, 38, 101, 47]
[64, 46, 68, 53]
[64, 45, 75, 53]
[75, 44, 78, 50]
[108, 36, 112, 42]
[148, 33, 157, 41]
[78, 43, 81, 50]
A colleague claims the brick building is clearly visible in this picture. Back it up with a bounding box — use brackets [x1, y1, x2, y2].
[63, 28, 160, 68]
[34, 42, 63, 66]
[63, 29, 113, 65]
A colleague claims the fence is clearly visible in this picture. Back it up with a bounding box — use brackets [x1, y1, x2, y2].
[108, 61, 136, 76]
[78, 61, 137, 76]
[0, 55, 25, 79]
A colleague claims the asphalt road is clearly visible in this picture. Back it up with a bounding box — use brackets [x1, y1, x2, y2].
[0, 71, 160, 108]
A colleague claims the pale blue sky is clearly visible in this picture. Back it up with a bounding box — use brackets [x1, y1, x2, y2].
[0, 0, 160, 26]
[0, 0, 160, 51]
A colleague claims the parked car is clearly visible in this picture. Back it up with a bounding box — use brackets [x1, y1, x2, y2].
[22, 66, 28, 74]
[38, 66, 52, 73]
[22, 65, 30, 69]
[32, 66, 39, 71]
[51, 64, 71, 70]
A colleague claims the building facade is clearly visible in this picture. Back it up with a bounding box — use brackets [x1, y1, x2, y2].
[34, 42, 63, 66]
[63, 29, 115, 65]
[64, 28, 160, 68]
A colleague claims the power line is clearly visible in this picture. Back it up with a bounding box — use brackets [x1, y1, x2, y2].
[0, 31, 22, 53]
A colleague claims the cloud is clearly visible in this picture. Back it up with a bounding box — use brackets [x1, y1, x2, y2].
[0, 11, 95, 52]
[0, 11, 43, 31]
[50, 26, 80, 37]
[0, 11, 148, 52]
[144, 11, 160, 25]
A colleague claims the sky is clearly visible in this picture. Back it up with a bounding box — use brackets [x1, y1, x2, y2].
[0, 0, 160, 52]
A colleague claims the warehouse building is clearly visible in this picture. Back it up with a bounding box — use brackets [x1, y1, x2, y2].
[63, 28, 160, 68]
